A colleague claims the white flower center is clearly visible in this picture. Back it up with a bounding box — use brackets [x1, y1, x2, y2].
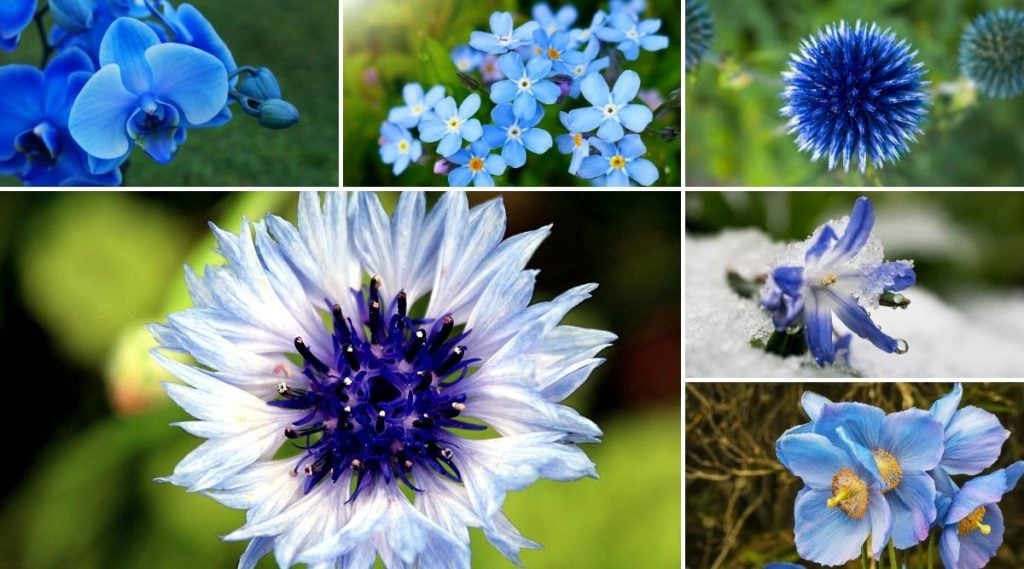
[580, 29, 590, 39]
[518, 77, 533, 92]
[447, 117, 462, 132]
[603, 104, 619, 118]
[397, 140, 410, 153]
[412, 104, 425, 116]
[627, 27, 639, 40]
[457, 59, 470, 71]
[574, 65, 585, 76]
[498, 35, 513, 45]
[507, 125, 522, 140]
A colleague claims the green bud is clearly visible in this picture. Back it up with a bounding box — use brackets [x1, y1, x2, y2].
[239, 67, 282, 101]
[258, 98, 300, 129]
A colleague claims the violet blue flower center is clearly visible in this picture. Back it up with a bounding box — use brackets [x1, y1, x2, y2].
[872, 449, 903, 492]
[957, 506, 992, 536]
[827, 467, 869, 519]
[269, 276, 482, 500]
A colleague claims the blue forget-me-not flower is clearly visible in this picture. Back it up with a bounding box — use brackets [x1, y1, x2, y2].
[0, 0, 36, 51]
[555, 111, 589, 175]
[570, 10, 607, 52]
[388, 83, 446, 130]
[152, 192, 612, 567]
[447, 139, 506, 186]
[451, 45, 483, 73]
[578, 134, 658, 186]
[470, 11, 539, 54]
[558, 39, 610, 98]
[567, 70, 653, 142]
[489, 52, 560, 121]
[596, 10, 668, 61]
[482, 103, 552, 169]
[760, 197, 915, 366]
[532, 2, 577, 35]
[418, 93, 483, 158]
[378, 122, 421, 176]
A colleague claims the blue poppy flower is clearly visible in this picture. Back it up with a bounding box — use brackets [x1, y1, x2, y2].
[451, 44, 483, 73]
[481, 103, 552, 169]
[0, 0, 36, 52]
[470, 11, 538, 54]
[0, 48, 121, 186]
[813, 402, 944, 550]
[555, 111, 589, 175]
[567, 70, 653, 142]
[929, 383, 1010, 477]
[760, 197, 916, 366]
[378, 122, 420, 176]
[489, 52, 559, 121]
[418, 93, 482, 158]
[940, 461, 1024, 569]
[387, 83, 446, 130]
[448, 140, 506, 186]
[776, 432, 890, 565]
[578, 134, 658, 186]
[532, 28, 571, 65]
[558, 39, 609, 98]
[532, 2, 576, 35]
[570, 11, 607, 51]
[596, 11, 668, 61]
[68, 17, 229, 166]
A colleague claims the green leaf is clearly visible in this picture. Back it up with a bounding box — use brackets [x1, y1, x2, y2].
[419, 32, 458, 94]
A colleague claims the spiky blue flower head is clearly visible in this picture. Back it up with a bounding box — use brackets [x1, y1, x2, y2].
[685, 0, 713, 71]
[959, 9, 1024, 99]
[781, 21, 929, 174]
[152, 192, 613, 568]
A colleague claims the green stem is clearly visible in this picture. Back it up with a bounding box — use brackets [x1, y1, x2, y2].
[888, 539, 897, 569]
[862, 541, 869, 569]
[927, 532, 934, 569]
[33, 4, 52, 68]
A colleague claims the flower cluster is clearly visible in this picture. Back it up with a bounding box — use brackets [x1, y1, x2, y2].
[777, 385, 1022, 569]
[152, 192, 615, 568]
[0, 1, 298, 187]
[377, 1, 671, 186]
[760, 196, 915, 367]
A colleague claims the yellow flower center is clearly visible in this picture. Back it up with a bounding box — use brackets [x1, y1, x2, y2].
[469, 157, 485, 173]
[547, 48, 560, 60]
[609, 154, 626, 169]
[573, 133, 583, 147]
[827, 467, 869, 519]
[397, 140, 409, 153]
[958, 506, 992, 536]
[457, 59, 469, 71]
[447, 117, 461, 131]
[412, 104, 425, 115]
[820, 273, 838, 286]
[533, 45, 542, 55]
[484, 63, 495, 74]
[872, 449, 903, 492]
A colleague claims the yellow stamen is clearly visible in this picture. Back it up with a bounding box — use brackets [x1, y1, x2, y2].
[820, 273, 838, 286]
[872, 449, 903, 492]
[573, 133, 583, 147]
[828, 467, 869, 519]
[609, 154, 626, 169]
[397, 140, 409, 153]
[469, 157, 484, 173]
[547, 48, 560, 60]
[958, 506, 991, 536]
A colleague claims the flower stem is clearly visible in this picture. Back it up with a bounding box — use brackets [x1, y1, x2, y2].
[888, 539, 897, 569]
[861, 542, 869, 569]
[927, 532, 934, 569]
[33, 4, 52, 68]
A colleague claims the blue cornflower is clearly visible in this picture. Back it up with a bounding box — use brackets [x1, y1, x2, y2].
[387, 83, 446, 130]
[775, 431, 890, 566]
[482, 103, 552, 169]
[531, 2, 576, 36]
[596, 11, 668, 61]
[685, 0, 714, 71]
[929, 383, 1010, 477]
[68, 17, 228, 167]
[152, 192, 611, 567]
[570, 10, 606, 51]
[0, 0, 35, 51]
[558, 39, 610, 98]
[447, 139, 506, 186]
[811, 402, 945, 550]
[451, 45, 484, 73]
[378, 122, 421, 176]
[418, 93, 483, 158]
[555, 111, 589, 175]
[959, 9, 1024, 99]
[489, 52, 560, 121]
[781, 21, 929, 173]
[567, 70, 653, 142]
[939, 462, 1024, 569]
[760, 197, 915, 366]
[470, 11, 539, 54]
[532, 28, 571, 65]
[0, 49, 121, 186]
[578, 134, 658, 186]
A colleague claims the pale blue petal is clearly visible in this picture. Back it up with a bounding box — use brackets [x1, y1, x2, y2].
[531, 80, 560, 104]
[814, 401, 884, 450]
[484, 154, 505, 175]
[461, 119, 482, 142]
[611, 70, 640, 103]
[618, 103, 653, 132]
[626, 158, 658, 185]
[878, 408, 944, 472]
[512, 92, 535, 120]
[521, 128, 552, 153]
[577, 155, 607, 179]
[640, 34, 668, 51]
[596, 119, 623, 142]
[941, 405, 1009, 475]
[99, 17, 160, 93]
[418, 119, 447, 142]
[497, 52, 524, 79]
[956, 504, 1003, 569]
[434, 96, 457, 120]
[606, 168, 629, 186]
[458, 93, 481, 120]
[793, 487, 869, 566]
[617, 134, 645, 159]
[776, 433, 851, 490]
[448, 166, 473, 186]
[473, 170, 495, 186]
[887, 472, 936, 548]
[567, 107, 602, 132]
[146, 43, 228, 124]
[556, 133, 575, 154]
[68, 65, 139, 159]
[502, 141, 526, 168]
[482, 125, 508, 149]
[436, 131, 462, 157]
[490, 80, 518, 104]
[579, 72, 610, 105]
[403, 83, 424, 106]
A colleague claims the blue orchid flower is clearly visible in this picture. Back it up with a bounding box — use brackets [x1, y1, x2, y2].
[482, 103, 552, 169]
[558, 39, 609, 98]
[555, 111, 589, 175]
[939, 462, 1024, 569]
[451, 44, 483, 73]
[418, 93, 482, 158]
[447, 139, 506, 186]
[378, 122, 420, 176]
[68, 17, 228, 167]
[929, 383, 1010, 477]
[388, 83, 446, 130]
[760, 197, 916, 366]
[531, 2, 577, 35]
[49, 0, 149, 61]
[578, 134, 658, 186]
[0, 0, 36, 51]
[489, 52, 559, 121]
[567, 70, 652, 142]
[160, 3, 236, 74]
[470, 11, 538, 54]
[0, 48, 121, 186]
[597, 11, 669, 60]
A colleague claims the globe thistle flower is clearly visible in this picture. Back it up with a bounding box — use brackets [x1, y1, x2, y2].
[928, 383, 1010, 477]
[152, 192, 613, 568]
[959, 9, 1024, 99]
[685, 0, 714, 71]
[781, 21, 928, 173]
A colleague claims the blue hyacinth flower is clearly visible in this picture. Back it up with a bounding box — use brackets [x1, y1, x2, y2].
[152, 192, 611, 567]
[451, 44, 483, 73]
[387, 83, 446, 130]
[781, 21, 929, 173]
[760, 197, 915, 366]
[489, 52, 559, 121]
[447, 139, 506, 186]
[812, 402, 944, 550]
[558, 39, 610, 98]
[959, 9, 1024, 99]
[596, 11, 668, 61]
[378, 122, 420, 176]
[418, 93, 482, 158]
[532, 28, 571, 65]
[578, 134, 658, 186]
[775, 431, 890, 565]
[0, 48, 121, 186]
[470, 11, 538, 54]
[685, 0, 714, 71]
[567, 70, 653, 142]
[939, 461, 1024, 569]
[0, 0, 35, 52]
[68, 17, 228, 167]
[570, 10, 606, 51]
[532, 2, 576, 35]
[929, 383, 1010, 477]
[555, 111, 589, 175]
[481, 103, 552, 169]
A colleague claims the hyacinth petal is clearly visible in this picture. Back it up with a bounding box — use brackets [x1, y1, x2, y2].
[803, 290, 835, 366]
[804, 225, 838, 261]
[825, 289, 899, 353]
[793, 487, 869, 566]
[832, 196, 875, 261]
[941, 406, 1009, 475]
[878, 408, 944, 472]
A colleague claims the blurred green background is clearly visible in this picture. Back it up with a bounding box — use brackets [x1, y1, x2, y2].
[0, 1, 338, 187]
[685, 383, 1024, 568]
[685, 0, 1024, 186]
[0, 191, 681, 568]
[343, 0, 681, 186]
